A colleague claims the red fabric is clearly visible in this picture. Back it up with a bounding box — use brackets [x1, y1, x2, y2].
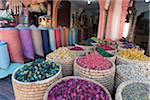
[55, 29, 61, 48]
[119, 0, 130, 38]
[0, 29, 24, 63]
[106, 0, 115, 38]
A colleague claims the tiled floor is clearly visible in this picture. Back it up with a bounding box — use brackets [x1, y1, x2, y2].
[0, 76, 15, 100]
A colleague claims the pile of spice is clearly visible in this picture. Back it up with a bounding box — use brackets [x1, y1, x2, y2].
[121, 83, 150, 100]
[69, 46, 84, 51]
[47, 47, 76, 62]
[118, 48, 150, 61]
[48, 78, 110, 100]
[116, 64, 150, 83]
[15, 59, 60, 82]
[76, 52, 112, 70]
[96, 48, 114, 57]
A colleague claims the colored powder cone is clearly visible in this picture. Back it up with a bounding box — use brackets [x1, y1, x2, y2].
[0, 41, 10, 69]
[49, 29, 56, 51]
[40, 28, 50, 56]
[0, 28, 24, 63]
[71, 28, 76, 45]
[64, 28, 69, 46]
[30, 25, 44, 57]
[69, 29, 73, 46]
[60, 28, 65, 46]
[54, 28, 61, 48]
[73, 28, 79, 44]
[18, 28, 34, 59]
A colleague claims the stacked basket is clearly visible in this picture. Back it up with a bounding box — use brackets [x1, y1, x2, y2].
[115, 64, 150, 88]
[115, 81, 150, 100]
[12, 60, 62, 100]
[116, 48, 150, 67]
[43, 76, 112, 100]
[46, 47, 76, 76]
[73, 52, 115, 93]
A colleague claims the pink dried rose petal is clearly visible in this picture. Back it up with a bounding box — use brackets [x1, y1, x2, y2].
[76, 52, 112, 70]
[48, 78, 110, 100]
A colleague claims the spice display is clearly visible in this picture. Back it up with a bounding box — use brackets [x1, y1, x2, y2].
[118, 48, 150, 61]
[119, 37, 136, 49]
[48, 78, 110, 100]
[76, 52, 112, 70]
[116, 64, 150, 81]
[96, 48, 114, 57]
[69, 46, 84, 51]
[91, 37, 118, 49]
[15, 59, 60, 82]
[122, 83, 150, 100]
[47, 47, 76, 61]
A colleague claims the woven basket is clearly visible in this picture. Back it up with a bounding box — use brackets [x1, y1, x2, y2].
[12, 64, 62, 100]
[115, 81, 150, 100]
[43, 76, 112, 100]
[46, 56, 75, 77]
[114, 64, 150, 89]
[73, 58, 116, 93]
[116, 55, 150, 67]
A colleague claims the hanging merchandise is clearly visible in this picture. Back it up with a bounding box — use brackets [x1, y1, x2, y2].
[22, 0, 30, 7]
[0, 28, 24, 63]
[8, 0, 23, 15]
[17, 27, 34, 59]
[49, 29, 56, 51]
[0, 0, 5, 10]
[29, 4, 41, 13]
[54, 28, 61, 48]
[30, 25, 44, 57]
[40, 28, 50, 56]
[0, 41, 10, 69]
[38, 16, 52, 28]
[31, 0, 47, 4]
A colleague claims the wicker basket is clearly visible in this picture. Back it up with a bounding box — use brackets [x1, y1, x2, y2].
[46, 56, 75, 77]
[43, 76, 112, 100]
[115, 81, 150, 100]
[116, 55, 150, 67]
[73, 58, 116, 93]
[114, 64, 150, 89]
[12, 64, 62, 100]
